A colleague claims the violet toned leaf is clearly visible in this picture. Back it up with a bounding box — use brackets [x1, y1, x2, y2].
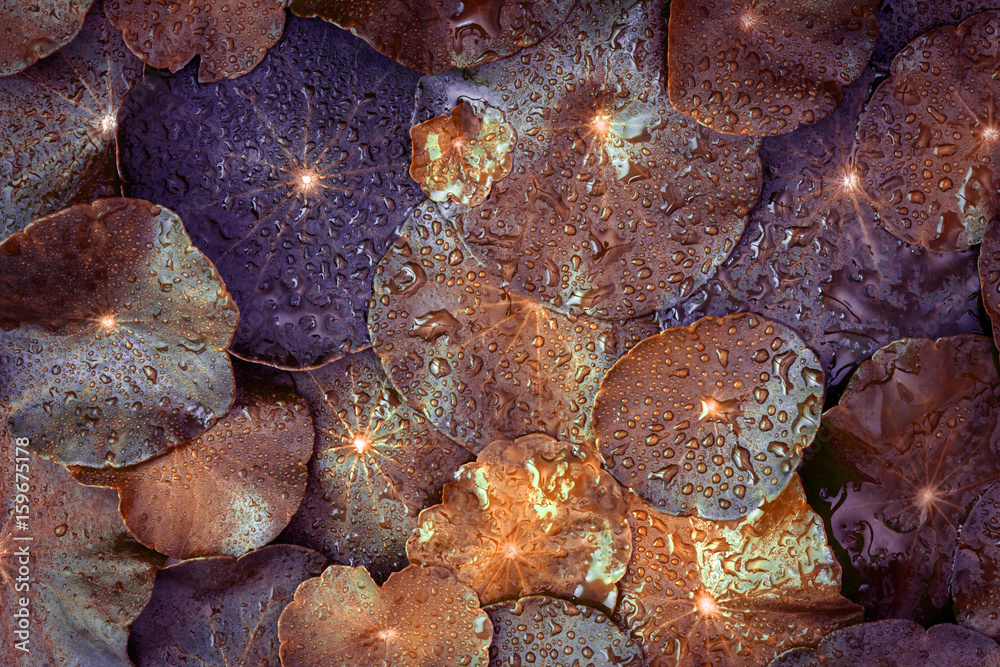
[953, 481, 1000, 638]
[0, 0, 92, 76]
[281, 349, 471, 581]
[662, 69, 982, 388]
[0, 1, 143, 238]
[128, 544, 327, 667]
[980, 219, 1000, 346]
[119, 16, 423, 370]
[0, 199, 238, 468]
[413, 0, 762, 320]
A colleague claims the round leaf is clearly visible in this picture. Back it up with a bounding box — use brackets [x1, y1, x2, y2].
[0, 0, 92, 76]
[953, 481, 1000, 639]
[980, 220, 1000, 346]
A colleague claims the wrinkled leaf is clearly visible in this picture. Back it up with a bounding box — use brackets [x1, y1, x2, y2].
[0, 0, 92, 76]
[616, 476, 862, 667]
[72, 363, 313, 559]
[817, 335, 1000, 621]
[413, 0, 761, 319]
[871, 0, 998, 72]
[282, 349, 471, 581]
[953, 481, 1000, 638]
[278, 564, 492, 666]
[980, 220, 1000, 345]
[407, 434, 631, 609]
[0, 1, 143, 238]
[0, 199, 238, 468]
[119, 16, 422, 370]
[370, 202, 658, 450]
[128, 545, 326, 666]
[593, 312, 824, 520]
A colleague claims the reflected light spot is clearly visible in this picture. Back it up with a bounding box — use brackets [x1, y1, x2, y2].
[99, 114, 117, 134]
[502, 542, 519, 559]
[97, 314, 117, 331]
[592, 114, 611, 137]
[452, 136, 466, 151]
[983, 126, 998, 143]
[295, 168, 321, 193]
[353, 437, 370, 453]
[694, 590, 720, 617]
[377, 629, 396, 641]
[841, 168, 860, 192]
[918, 485, 938, 508]
[740, 10, 761, 32]
[699, 398, 720, 421]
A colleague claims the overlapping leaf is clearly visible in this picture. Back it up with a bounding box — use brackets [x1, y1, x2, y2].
[0, 1, 143, 238]
[413, 0, 761, 319]
[0, 199, 238, 468]
[981, 220, 1000, 345]
[593, 312, 824, 520]
[953, 482, 1000, 639]
[119, 16, 423, 370]
[105, 0, 287, 82]
[128, 545, 325, 666]
[0, 0, 92, 76]
[667, 0, 878, 136]
[72, 364, 313, 559]
[616, 476, 862, 667]
[406, 434, 631, 608]
[816, 336, 1000, 621]
[871, 0, 998, 71]
[282, 349, 471, 580]
[662, 70, 982, 387]
[277, 564, 492, 666]
[289, 0, 573, 72]
[856, 10, 1000, 251]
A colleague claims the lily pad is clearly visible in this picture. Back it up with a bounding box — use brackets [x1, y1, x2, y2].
[0, 1, 143, 238]
[406, 434, 631, 609]
[856, 9, 1000, 251]
[72, 363, 313, 559]
[817, 335, 1000, 621]
[277, 564, 492, 666]
[282, 349, 471, 581]
[105, 0, 287, 82]
[0, 428, 163, 665]
[593, 312, 825, 520]
[369, 202, 658, 450]
[662, 69, 982, 388]
[128, 544, 326, 667]
[289, 0, 573, 72]
[409, 99, 516, 207]
[413, 0, 762, 319]
[0, 198, 238, 468]
[486, 596, 644, 667]
[981, 220, 1000, 345]
[0, 0, 92, 76]
[768, 620, 1000, 667]
[616, 476, 862, 667]
[119, 15, 422, 370]
[667, 0, 878, 136]
[953, 481, 1000, 639]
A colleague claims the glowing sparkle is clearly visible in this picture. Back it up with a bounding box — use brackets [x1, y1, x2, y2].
[983, 125, 998, 143]
[295, 168, 321, 193]
[918, 485, 938, 507]
[502, 542, 519, 559]
[97, 314, 117, 331]
[99, 114, 117, 134]
[376, 629, 396, 641]
[452, 136, 466, 151]
[694, 590, 720, 617]
[740, 10, 761, 32]
[592, 114, 611, 137]
[352, 436, 370, 453]
[841, 168, 860, 192]
[699, 398, 720, 421]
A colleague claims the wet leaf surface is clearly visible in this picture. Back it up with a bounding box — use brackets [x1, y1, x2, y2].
[289, 0, 573, 72]
[816, 336, 1000, 621]
[857, 10, 1000, 251]
[369, 202, 658, 450]
[406, 434, 631, 608]
[662, 70, 982, 388]
[413, 0, 761, 319]
[768, 619, 1000, 666]
[119, 16, 422, 370]
[410, 99, 516, 207]
[105, 0, 287, 82]
[953, 481, 1000, 638]
[981, 220, 1000, 345]
[0, 2, 143, 238]
[667, 0, 878, 136]
[278, 564, 492, 666]
[72, 363, 313, 559]
[616, 476, 862, 667]
[281, 349, 471, 581]
[486, 595, 643, 667]
[0, 0, 92, 76]
[594, 312, 824, 520]
[0, 199, 238, 468]
[0, 428, 163, 666]
[128, 544, 326, 667]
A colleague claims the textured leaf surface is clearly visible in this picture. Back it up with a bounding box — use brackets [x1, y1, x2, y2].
[953, 482, 1000, 638]
[413, 0, 761, 319]
[616, 477, 862, 667]
[0, 0, 92, 75]
[119, 16, 422, 370]
[278, 564, 491, 667]
[0, 199, 238, 468]
[282, 349, 471, 580]
[667, 0, 878, 136]
[818, 336, 1000, 621]
[593, 312, 824, 520]
[128, 545, 326, 667]
[662, 70, 982, 388]
[72, 364, 313, 559]
[0, 2, 142, 238]
[981, 220, 1000, 345]
[407, 434, 631, 608]
[370, 203, 658, 450]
